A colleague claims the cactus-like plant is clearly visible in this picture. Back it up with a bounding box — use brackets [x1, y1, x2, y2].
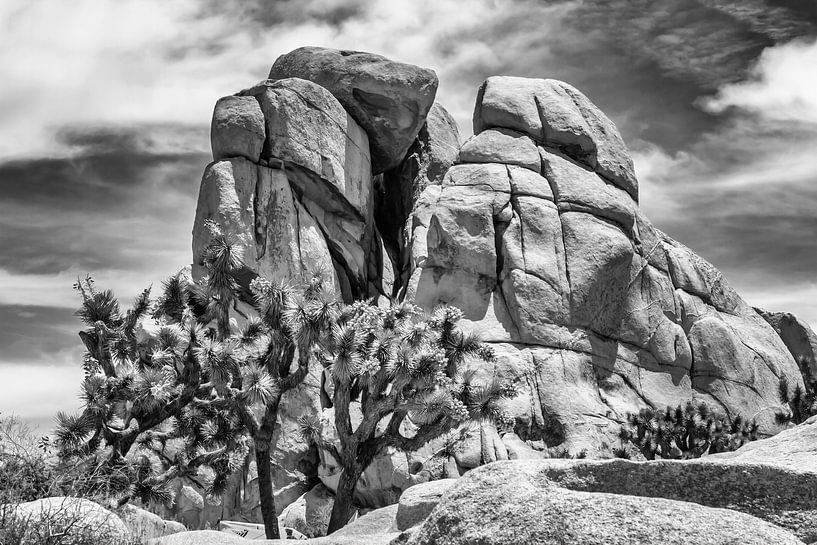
[776, 359, 817, 426]
[620, 402, 758, 460]
[315, 302, 517, 533]
[58, 233, 337, 539]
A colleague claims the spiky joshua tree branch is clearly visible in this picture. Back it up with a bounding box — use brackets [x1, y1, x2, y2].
[320, 302, 517, 533]
[58, 232, 337, 539]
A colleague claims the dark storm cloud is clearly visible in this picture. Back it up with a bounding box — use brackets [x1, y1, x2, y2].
[195, 0, 367, 31]
[0, 305, 80, 364]
[0, 124, 208, 275]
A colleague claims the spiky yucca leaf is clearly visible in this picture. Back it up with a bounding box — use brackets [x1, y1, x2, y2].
[240, 363, 278, 406]
[125, 287, 153, 332]
[239, 317, 266, 346]
[81, 374, 107, 415]
[297, 413, 322, 445]
[154, 274, 189, 322]
[76, 289, 122, 326]
[195, 338, 234, 388]
[410, 390, 452, 425]
[331, 324, 362, 383]
[55, 411, 96, 452]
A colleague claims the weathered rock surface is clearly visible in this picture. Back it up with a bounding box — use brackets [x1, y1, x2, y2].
[3, 497, 131, 544]
[533, 457, 817, 543]
[279, 483, 334, 538]
[710, 414, 817, 472]
[379, 101, 461, 298]
[149, 530, 247, 545]
[759, 309, 817, 387]
[394, 425, 817, 540]
[269, 46, 438, 174]
[211, 95, 265, 162]
[192, 47, 816, 526]
[396, 479, 458, 530]
[473, 76, 637, 199]
[117, 504, 186, 540]
[404, 461, 803, 545]
[394, 74, 806, 455]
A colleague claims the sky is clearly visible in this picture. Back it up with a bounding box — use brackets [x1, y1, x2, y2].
[1, 0, 816, 430]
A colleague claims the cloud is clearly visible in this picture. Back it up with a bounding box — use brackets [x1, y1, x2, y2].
[0, 305, 79, 363]
[0, 141, 205, 277]
[703, 37, 817, 123]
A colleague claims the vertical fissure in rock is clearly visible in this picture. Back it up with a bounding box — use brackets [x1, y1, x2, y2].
[376, 152, 420, 294]
[539, 149, 572, 300]
[254, 164, 271, 260]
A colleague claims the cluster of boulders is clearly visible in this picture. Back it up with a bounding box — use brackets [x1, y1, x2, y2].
[162, 44, 817, 536]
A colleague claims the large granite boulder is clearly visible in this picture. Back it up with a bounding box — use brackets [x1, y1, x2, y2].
[404, 461, 803, 545]
[393, 75, 806, 455]
[279, 483, 335, 538]
[191, 48, 444, 524]
[191, 47, 816, 525]
[709, 414, 817, 471]
[2, 497, 131, 544]
[536, 457, 816, 543]
[269, 46, 438, 174]
[395, 479, 458, 530]
[116, 504, 186, 540]
[474, 76, 637, 199]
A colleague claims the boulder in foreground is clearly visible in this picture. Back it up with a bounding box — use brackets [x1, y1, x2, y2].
[404, 461, 803, 545]
[2, 497, 130, 544]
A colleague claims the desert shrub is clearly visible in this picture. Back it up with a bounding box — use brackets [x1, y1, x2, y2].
[620, 402, 758, 460]
[549, 447, 588, 459]
[0, 415, 54, 504]
[0, 415, 141, 545]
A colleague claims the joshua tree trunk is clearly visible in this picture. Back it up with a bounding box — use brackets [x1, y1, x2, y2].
[327, 465, 363, 534]
[255, 446, 279, 539]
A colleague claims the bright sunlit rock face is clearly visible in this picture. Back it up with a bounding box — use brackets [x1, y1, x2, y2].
[188, 46, 815, 525]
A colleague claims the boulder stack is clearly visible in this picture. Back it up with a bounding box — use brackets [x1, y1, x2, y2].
[190, 46, 816, 524]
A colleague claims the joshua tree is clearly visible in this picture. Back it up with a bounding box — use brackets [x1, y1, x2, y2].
[776, 361, 817, 426]
[306, 302, 517, 533]
[56, 273, 245, 507]
[620, 402, 758, 460]
[58, 233, 337, 539]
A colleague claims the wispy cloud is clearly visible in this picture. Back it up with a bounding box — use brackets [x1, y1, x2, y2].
[634, 36, 817, 322]
[703, 37, 817, 123]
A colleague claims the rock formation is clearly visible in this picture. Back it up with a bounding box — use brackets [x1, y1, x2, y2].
[401, 461, 805, 545]
[395, 73, 810, 454]
[190, 46, 815, 522]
